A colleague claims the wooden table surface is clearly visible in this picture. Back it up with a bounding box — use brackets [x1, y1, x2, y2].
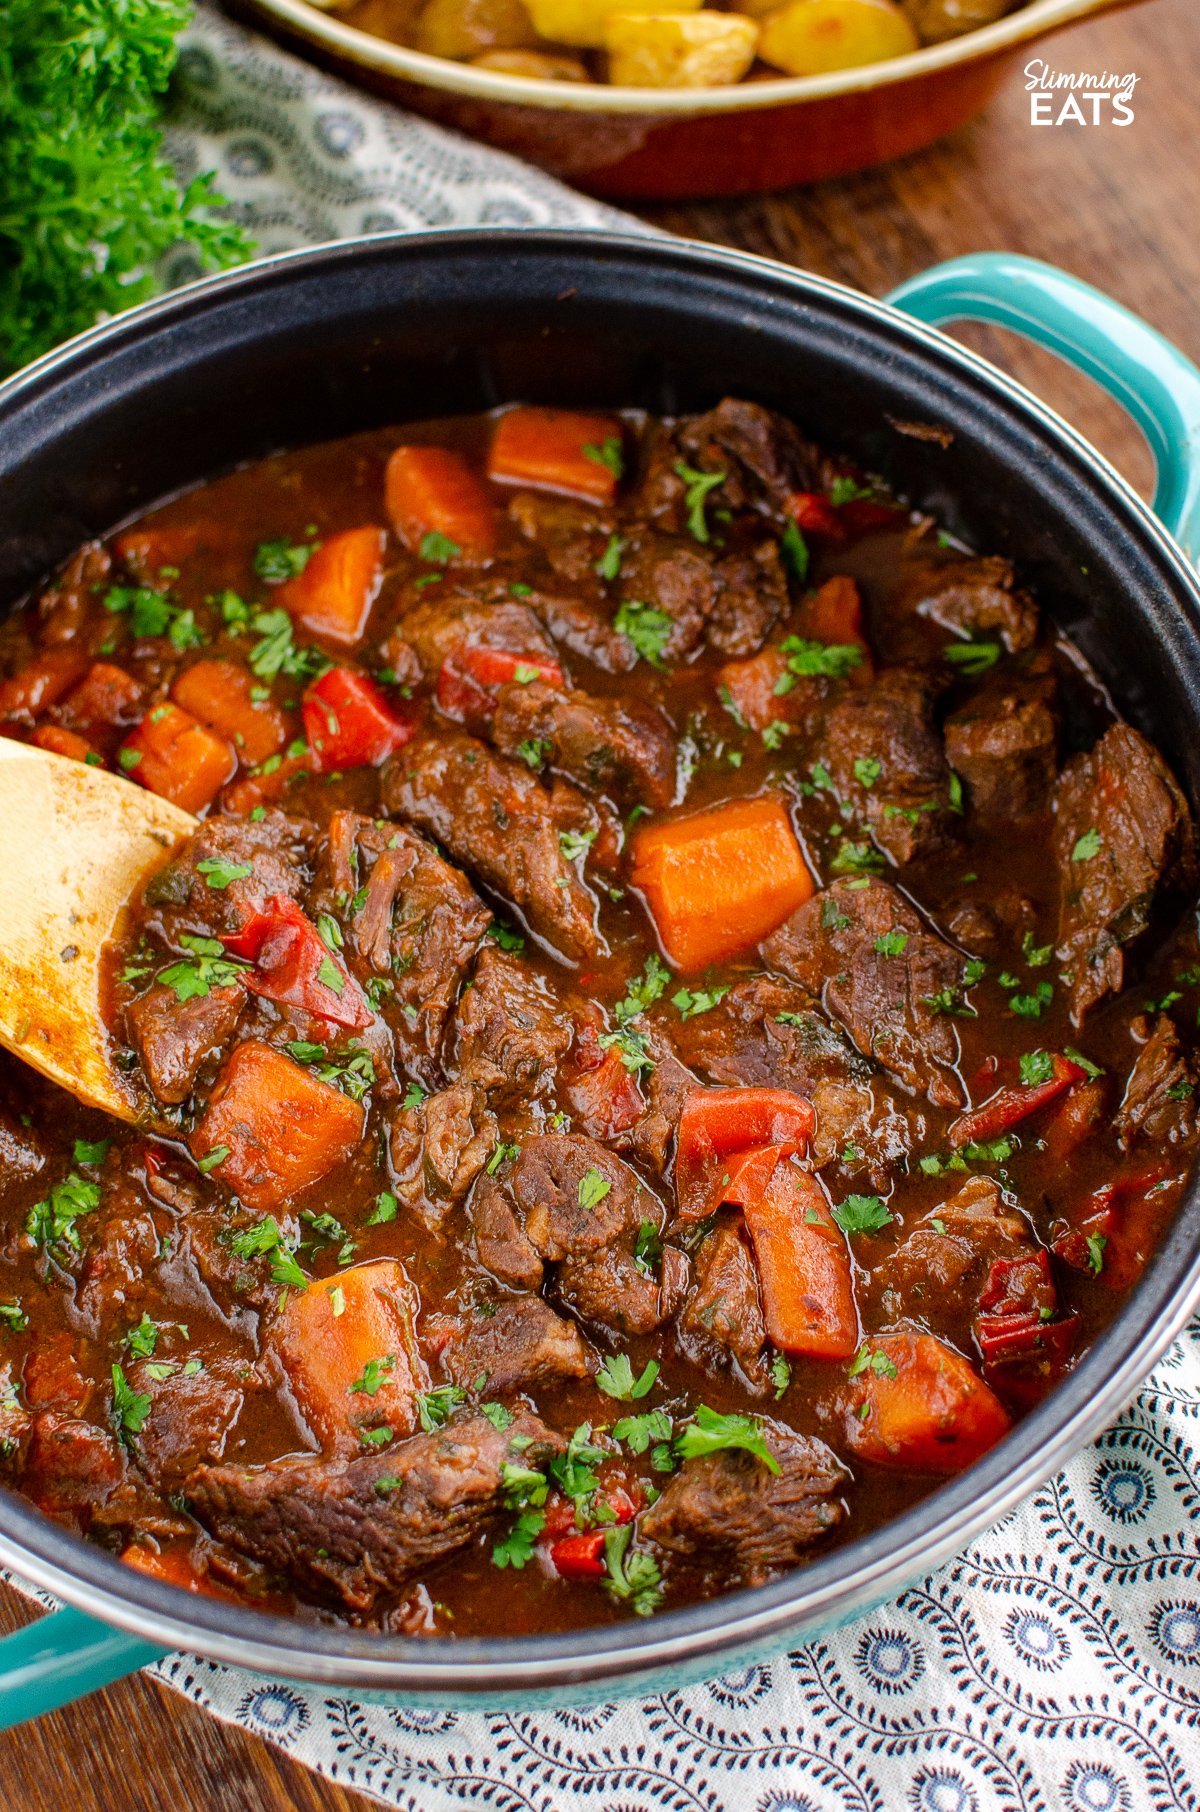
[2, 1, 1195, 1804]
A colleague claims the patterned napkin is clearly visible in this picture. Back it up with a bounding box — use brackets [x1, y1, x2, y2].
[24, 6, 1200, 1806]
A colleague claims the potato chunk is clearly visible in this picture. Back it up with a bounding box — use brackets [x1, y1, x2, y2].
[527, 0, 701, 50]
[415, 0, 537, 60]
[901, 0, 1015, 42]
[758, 0, 918, 75]
[605, 11, 759, 84]
[471, 48, 590, 76]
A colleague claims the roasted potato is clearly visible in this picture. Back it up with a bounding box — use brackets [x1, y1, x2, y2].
[900, 0, 1017, 43]
[414, 0, 537, 60]
[605, 11, 759, 85]
[758, 0, 918, 75]
[472, 47, 592, 75]
[526, 0, 701, 50]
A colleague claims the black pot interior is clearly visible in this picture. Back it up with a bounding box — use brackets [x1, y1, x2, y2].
[2, 230, 1200, 1679]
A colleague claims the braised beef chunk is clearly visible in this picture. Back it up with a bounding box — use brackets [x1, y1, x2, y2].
[387, 591, 555, 681]
[826, 666, 956, 863]
[389, 1083, 496, 1228]
[899, 553, 1039, 654]
[1115, 1016, 1200, 1149]
[451, 946, 573, 1103]
[944, 680, 1058, 820]
[530, 589, 638, 675]
[872, 1176, 1032, 1327]
[433, 1296, 591, 1393]
[131, 1362, 244, 1492]
[187, 1411, 562, 1611]
[382, 729, 600, 962]
[1054, 724, 1194, 1021]
[310, 812, 491, 1068]
[123, 982, 243, 1105]
[642, 1423, 848, 1583]
[675, 398, 824, 517]
[762, 878, 966, 1107]
[508, 493, 614, 587]
[671, 975, 869, 1097]
[141, 810, 310, 942]
[469, 1174, 545, 1291]
[677, 1216, 770, 1394]
[619, 537, 788, 662]
[492, 678, 675, 810]
[627, 1046, 697, 1175]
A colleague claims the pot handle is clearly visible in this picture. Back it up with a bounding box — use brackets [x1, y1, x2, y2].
[886, 252, 1200, 561]
[0, 1602, 165, 1729]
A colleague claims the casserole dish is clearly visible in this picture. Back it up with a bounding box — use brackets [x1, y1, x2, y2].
[235, 0, 1142, 198]
[0, 230, 1198, 1726]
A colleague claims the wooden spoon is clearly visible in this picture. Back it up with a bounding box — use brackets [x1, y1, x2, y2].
[0, 738, 195, 1122]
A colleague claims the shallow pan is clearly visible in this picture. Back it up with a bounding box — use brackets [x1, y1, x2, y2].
[0, 230, 1199, 1725]
[237, 0, 1142, 198]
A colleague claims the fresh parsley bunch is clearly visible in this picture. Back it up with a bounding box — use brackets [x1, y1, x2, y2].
[0, 0, 252, 374]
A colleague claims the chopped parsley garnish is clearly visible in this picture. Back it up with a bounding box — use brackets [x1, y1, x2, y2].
[1023, 931, 1053, 967]
[612, 1408, 673, 1454]
[578, 1168, 612, 1211]
[195, 858, 252, 891]
[485, 1143, 521, 1177]
[595, 533, 624, 581]
[247, 607, 328, 682]
[254, 538, 316, 583]
[671, 984, 729, 1020]
[359, 1424, 394, 1449]
[126, 1312, 162, 1359]
[111, 1362, 151, 1442]
[73, 1138, 110, 1167]
[944, 637, 1001, 676]
[828, 476, 875, 507]
[350, 1355, 397, 1398]
[418, 530, 461, 565]
[675, 1404, 780, 1475]
[633, 1220, 663, 1278]
[1019, 1050, 1055, 1086]
[853, 756, 882, 789]
[922, 986, 976, 1018]
[595, 1353, 659, 1402]
[779, 517, 809, 582]
[0, 1302, 28, 1332]
[773, 635, 863, 692]
[829, 839, 885, 876]
[1063, 1046, 1103, 1080]
[674, 462, 725, 543]
[769, 1353, 791, 1399]
[516, 737, 550, 770]
[366, 1190, 398, 1226]
[849, 1345, 899, 1380]
[583, 437, 625, 479]
[874, 930, 908, 958]
[1086, 1233, 1107, 1275]
[102, 584, 202, 650]
[158, 933, 247, 1001]
[559, 828, 597, 862]
[1071, 828, 1103, 862]
[315, 953, 346, 995]
[603, 1524, 663, 1617]
[481, 1402, 515, 1431]
[284, 1041, 375, 1103]
[492, 1507, 545, 1570]
[614, 599, 672, 669]
[1009, 980, 1054, 1020]
[197, 1144, 229, 1174]
[486, 921, 525, 953]
[832, 1194, 893, 1236]
[27, 1171, 100, 1251]
[415, 1384, 466, 1431]
[615, 954, 671, 1022]
[761, 720, 789, 752]
[401, 1081, 426, 1111]
[597, 1024, 653, 1076]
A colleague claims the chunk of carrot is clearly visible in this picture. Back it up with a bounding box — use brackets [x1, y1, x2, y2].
[385, 445, 497, 563]
[798, 575, 868, 651]
[269, 1259, 427, 1453]
[114, 524, 204, 582]
[487, 407, 623, 504]
[831, 1330, 1011, 1474]
[631, 796, 814, 971]
[741, 1159, 858, 1360]
[172, 659, 289, 767]
[675, 1088, 814, 1220]
[119, 701, 236, 814]
[277, 526, 386, 647]
[190, 1041, 364, 1210]
[222, 743, 314, 815]
[0, 648, 88, 720]
[31, 724, 99, 765]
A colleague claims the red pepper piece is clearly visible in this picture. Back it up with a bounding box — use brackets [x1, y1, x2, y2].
[788, 492, 845, 539]
[436, 646, 564, 726]
[947, 1054, 1086, 1150]
[222, 893, 370, 1030]
[675, 1087, 814, 1220]
[837, 497, 903, 534]
[548, 1531, 607, 1579]
[302, 667, 412, 772]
